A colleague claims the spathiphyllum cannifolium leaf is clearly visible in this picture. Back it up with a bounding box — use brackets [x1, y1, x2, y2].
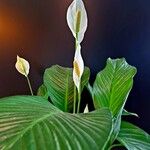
[0, 96, 112, 150]
[15, 55, 30, 77]
[117, 121, 150, 150]
[92, 58, 137, 117]
[67, 0, 88, 43]
[44, 65, 90, 112]
[91, 58, 137, 144]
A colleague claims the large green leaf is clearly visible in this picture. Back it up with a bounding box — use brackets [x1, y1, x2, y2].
[92, 58, 137, 117]
[0, 96, 112, 150]
[117, 121, 150, 150]
[44, 65, 90, 112]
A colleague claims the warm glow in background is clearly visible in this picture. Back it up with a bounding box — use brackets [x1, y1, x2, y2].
[0, 0, 150, 133]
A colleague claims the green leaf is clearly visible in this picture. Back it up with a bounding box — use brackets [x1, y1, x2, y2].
[37, 84, 49, 100]
[122, 109, 138, 117]
[44, 65, 90, 112]
[93, 58, 137, 117]
[0, 96, 112, 150]
[117, 121, 150, 150]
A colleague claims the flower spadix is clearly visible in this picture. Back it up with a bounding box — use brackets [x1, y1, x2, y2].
[15, 55, 30, 77]
[67, 0, 88, 43]
[73, 44, 84, 91]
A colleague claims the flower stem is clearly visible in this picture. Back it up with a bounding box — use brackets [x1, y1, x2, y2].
[73, 85, 77, 113]
[73, 36, 78, 114]
[26, 76, 33, 96]
[77, 83, 81, 113]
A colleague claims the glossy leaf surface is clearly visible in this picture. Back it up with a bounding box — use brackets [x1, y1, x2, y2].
[117, 121, 150, 150]
[44, 65, 90, 112]
[0, 96, 112, 150]
[93, 58, 137, 116]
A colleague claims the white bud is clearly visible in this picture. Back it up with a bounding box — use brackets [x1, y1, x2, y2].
[15, 55, 30, 77]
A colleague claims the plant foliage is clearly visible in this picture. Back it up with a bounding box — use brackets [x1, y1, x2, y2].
[43, 65, 90, 112]
[0, 0, 150, 149]
[0, 96, 112, 150]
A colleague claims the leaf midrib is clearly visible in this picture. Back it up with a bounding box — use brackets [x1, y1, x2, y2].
[108, 61, 117, 109]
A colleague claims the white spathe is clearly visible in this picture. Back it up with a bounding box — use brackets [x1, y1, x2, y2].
[84, 104, 89, 113]
[15, 55, 30, 77]
[73, 44, 84, 91]
[67, 0, 88, 43]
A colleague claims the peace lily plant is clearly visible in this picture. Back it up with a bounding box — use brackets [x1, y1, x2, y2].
[0, 0, 150, 149]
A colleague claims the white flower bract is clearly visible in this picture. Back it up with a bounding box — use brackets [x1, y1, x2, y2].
[67, 0, 88, 43]
[83, 104, 89, 113]
[15, 55, 30, 77]
[73, 44, 84, 91]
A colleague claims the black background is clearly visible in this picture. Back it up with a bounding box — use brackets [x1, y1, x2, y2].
[0, 0, 149, 135]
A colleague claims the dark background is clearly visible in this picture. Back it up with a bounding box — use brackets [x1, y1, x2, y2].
[0, 0, 150, 135]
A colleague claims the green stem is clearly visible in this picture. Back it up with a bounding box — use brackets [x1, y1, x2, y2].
[108, 143, 124, 150]
[77, 83, 81, 113]
[73, 85, 77, 113]
[73, 35, 78, 114]
[75, 37, 78, 49]
[26, 76, 33, 96]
